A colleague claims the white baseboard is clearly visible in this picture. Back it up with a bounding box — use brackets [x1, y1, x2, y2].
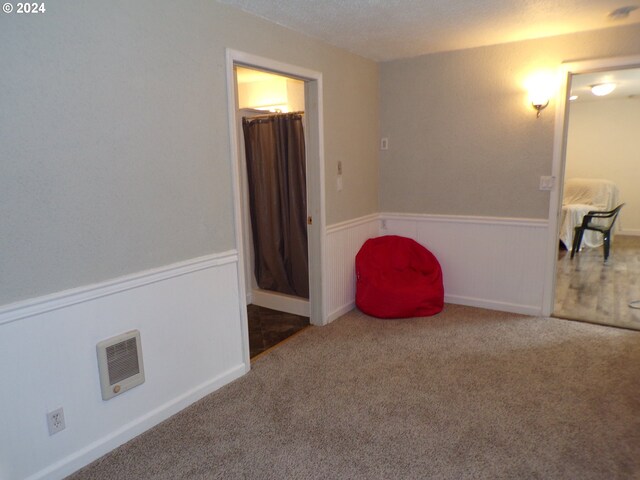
[324, 212, 549, 324]
[8, 212, 552, 479]
[28, 364, 247, 480]
[2, 252, 247, 480]
[445, 294, 542, 317]
[326, 302, 356, 323]
[380, 213, 548, 316]
[329, 297, 540, 321]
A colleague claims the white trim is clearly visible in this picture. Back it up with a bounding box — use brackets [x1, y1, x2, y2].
[225, 49, 252, 368]
[324, 213, 549, 320]
[0, 251, 238, 327]
[5, 256, 246, 480]
[251, 289, 310, 317]
[326, 295, 542, 323]
[228, 50, 323, 84]
[381, 213, 547, 315]
[225, 49, 327, 327]
[326, 213, 380, 234]
[26, 364, 247, 480]
[326, 302, 355, 323]
[444, 294, 542, 317]
[543, 54, 640, 316]
[325, 213, 380, 322]
[381, 212, 548, 228]
[305, 72, 327, 326]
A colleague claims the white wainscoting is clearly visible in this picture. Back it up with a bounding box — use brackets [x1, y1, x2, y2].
[324, 213, 548, 322]
[0, 252, 248, 480]
[380, 213, 549, 316]
[325, 214, 380, 322]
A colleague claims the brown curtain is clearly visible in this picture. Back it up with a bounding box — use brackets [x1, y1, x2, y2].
[242, 112, 309, 299]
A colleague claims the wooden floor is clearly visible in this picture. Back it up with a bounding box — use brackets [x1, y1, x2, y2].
[554, 235, 640, 330]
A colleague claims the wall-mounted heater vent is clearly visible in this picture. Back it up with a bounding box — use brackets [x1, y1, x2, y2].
[97, 330, 145, 400]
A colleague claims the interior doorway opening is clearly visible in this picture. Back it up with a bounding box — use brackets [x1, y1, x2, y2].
[236, 67, 310, 357]
[546, 58, 640, 331]
[225, 50, 327, 365]
[236, 67, 309, 314]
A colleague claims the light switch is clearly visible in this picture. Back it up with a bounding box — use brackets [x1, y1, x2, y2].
[381, 138, 389, 150]
[539, 176, 555, 191]
[337, 175, 343, 191]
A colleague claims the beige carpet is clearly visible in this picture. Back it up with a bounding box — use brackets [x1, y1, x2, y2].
[68, 305, 640, 479]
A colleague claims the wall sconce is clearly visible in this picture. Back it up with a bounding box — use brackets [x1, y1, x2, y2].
[531, 97, 549, 118]
[525, 72, 555, 119]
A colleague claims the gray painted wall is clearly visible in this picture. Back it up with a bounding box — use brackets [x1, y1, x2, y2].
[379, 24, 640, 219]
[0, 0, 379, 305]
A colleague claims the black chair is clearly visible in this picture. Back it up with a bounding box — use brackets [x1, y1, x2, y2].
[571, 203, 624, 261]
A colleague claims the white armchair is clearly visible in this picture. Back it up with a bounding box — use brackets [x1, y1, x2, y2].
[560, 178, 620, 250]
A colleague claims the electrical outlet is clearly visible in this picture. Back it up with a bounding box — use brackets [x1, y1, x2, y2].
[47, 407, 66, 435]
[380, 137, 389, 150]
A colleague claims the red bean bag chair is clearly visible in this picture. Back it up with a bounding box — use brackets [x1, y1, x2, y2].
[356, 235, 444, 318]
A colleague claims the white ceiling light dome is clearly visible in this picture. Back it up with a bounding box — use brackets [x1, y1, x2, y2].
[591, 83, 617, 96]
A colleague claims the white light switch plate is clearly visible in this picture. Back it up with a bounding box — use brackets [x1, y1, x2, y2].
[539, 176, 555, 191]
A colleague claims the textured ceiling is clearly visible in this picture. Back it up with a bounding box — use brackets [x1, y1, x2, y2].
[218, 0, 640, 61]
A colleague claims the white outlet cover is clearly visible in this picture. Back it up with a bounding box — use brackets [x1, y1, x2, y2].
[47, 407, 66, 435]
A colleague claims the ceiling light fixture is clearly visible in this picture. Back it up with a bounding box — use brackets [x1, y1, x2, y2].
[591, 83, 616, 96]
[569, 95, 578, 101]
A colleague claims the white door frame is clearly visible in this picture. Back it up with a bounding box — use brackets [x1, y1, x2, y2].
[541, 54, 640, 317]
[225, 49, 327, 343]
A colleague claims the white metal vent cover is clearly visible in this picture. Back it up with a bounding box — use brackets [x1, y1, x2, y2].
[96, 330, 145, 400]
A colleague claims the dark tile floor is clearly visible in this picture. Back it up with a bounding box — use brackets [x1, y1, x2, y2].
[247, 304, 310, 358]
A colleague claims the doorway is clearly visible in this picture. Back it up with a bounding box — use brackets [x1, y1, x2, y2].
[237, 67, 310, 356]
[546, 57, 640, 330]
[237, 68, 309, 312]
[225, 50, 326, 365]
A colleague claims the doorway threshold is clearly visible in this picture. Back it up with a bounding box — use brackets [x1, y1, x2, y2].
[251, 288, 309, 317]
[248, 304, 310, 360]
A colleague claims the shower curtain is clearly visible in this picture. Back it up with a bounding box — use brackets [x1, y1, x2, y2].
[242, 112, 309, 299]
